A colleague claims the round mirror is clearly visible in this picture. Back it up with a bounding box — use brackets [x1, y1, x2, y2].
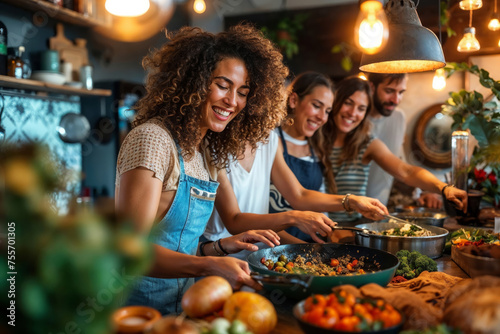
[412, 104, 452, 168]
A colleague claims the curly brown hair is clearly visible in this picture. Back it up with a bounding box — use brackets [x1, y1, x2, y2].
[133, 24, 289, 169]
[311, 76, 372, 193]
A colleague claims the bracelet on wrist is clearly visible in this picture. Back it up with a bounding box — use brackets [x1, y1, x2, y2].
[212, 240, 224, 256]
[441, 184, 454, 196]
[217, 239, 230, 255]
[342, 193, 354, 212]
[199, 241, 211, 256]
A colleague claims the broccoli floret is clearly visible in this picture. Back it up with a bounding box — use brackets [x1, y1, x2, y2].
[408, 251, 421, 263]
[396, 250, 411, 258]
[414, 256, 437, 276]
[395, 250, 436, 279]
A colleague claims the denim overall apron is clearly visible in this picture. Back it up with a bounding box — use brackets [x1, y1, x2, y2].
[269, 127, 323, 242]
[126, 144, 219, 315]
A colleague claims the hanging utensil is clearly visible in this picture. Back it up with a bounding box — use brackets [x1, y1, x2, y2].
[58, 112, 91, 144]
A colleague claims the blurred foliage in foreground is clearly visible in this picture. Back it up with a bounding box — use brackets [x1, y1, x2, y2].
[0, 143, 152, 334]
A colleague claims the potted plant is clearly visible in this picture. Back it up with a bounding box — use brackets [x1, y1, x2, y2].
[442, 62, 500, 207]
[261, 13, 309, 59]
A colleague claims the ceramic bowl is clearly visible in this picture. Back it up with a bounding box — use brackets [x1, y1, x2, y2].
[31, 71, 66, 85]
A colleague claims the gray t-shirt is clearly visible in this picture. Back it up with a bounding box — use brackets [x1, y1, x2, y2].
[366, 109, 406, 205]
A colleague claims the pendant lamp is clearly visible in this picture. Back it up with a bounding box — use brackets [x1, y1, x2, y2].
[354, 0, 389, 55]
[359, 0, 445, 73]
[105, 0, 150, 17]
[488, 0, 500, 31]
[432, 68, 446, 91]
[193, 0, 206, 14]
[459, 0, 483, 11]
[457, 8, 480, 52]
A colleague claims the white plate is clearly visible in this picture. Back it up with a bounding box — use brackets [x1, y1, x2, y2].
[31, 71, 66, 85]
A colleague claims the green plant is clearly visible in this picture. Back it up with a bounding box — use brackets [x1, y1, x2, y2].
[442, 62, 500, 205]
[261, 13, 309, 59]
[440, 1, 456, 38]
[0, 143, 152, 334]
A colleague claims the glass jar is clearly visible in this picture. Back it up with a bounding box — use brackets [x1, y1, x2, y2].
[7, 46, 25, 79]
[451, 130, 469, 192]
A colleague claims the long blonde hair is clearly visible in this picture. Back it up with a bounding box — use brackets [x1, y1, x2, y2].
[311, 76, 372, 193]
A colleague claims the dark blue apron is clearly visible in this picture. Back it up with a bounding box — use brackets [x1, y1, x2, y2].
[269, 127, 323, 242]
[126, 143, 219, 315]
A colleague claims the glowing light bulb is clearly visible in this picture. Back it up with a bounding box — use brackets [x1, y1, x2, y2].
[459, 0, 483, 10]
[358, 72, 368, 81]
[193, 0, 206, 14]
[105, 0, 150, 17]
[432, 68, 446, 91]
[488, 14, 500, 31]
[457, 27, 480, 52]
[354, 0, 389, 55]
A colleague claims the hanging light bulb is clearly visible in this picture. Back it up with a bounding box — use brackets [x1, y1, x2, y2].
[193, 0, 206, 14]
[358, 72, 368, 80]
[354, 0, 389, 55]
[432, 68, 446, 91]
[105, 0, 150, 17]
[488, 0, 500, 31]
[459, 0, 483, 10]
[458, 27, 480, 52]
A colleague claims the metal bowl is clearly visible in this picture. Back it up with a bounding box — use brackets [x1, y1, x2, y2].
[354, 222, 449, 259]
[391, 208, 447, 227]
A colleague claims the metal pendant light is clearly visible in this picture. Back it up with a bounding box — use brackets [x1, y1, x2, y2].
[359, 0, 445, 73]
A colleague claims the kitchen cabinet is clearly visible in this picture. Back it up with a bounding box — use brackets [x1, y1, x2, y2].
[2, 0, 110, 28]
[0, 74, 111, 96]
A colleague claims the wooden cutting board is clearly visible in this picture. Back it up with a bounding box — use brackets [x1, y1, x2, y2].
[49, 23, 89, 81]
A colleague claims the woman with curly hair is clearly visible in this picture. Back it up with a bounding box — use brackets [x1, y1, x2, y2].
[311, 76, 467, 223]
[115, 24, 288, 315]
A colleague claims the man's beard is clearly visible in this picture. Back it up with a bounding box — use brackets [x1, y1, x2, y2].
[373, 94, 395, 117]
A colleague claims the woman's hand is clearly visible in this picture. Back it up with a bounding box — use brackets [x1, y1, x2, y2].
[350, 195, 388, 220]
[220, 230, 281, 254]
[206, 256, 263, 290]
[444, 186, 468, 213]
[287, 211, 337, 243]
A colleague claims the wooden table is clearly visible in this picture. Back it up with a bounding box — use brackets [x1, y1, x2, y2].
[266, 219, 477, 334]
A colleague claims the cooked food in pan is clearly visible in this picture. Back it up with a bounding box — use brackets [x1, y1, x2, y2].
[260, 253, 374, 276]
[379, 223, 435, 237]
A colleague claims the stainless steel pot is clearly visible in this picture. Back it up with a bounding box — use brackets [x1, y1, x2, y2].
[354, 222, 449, 259]
[390, 208, 447, 227]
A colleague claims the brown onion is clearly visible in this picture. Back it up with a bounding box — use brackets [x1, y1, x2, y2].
[181, 276, 233, 318]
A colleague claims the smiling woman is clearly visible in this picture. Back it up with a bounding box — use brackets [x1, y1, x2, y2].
[114, 24, 289, 315]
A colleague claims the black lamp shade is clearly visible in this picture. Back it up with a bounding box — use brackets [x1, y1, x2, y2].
[359, 0, 446, 73]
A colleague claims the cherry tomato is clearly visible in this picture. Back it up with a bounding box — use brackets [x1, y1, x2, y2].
[330, 258, 340, 267]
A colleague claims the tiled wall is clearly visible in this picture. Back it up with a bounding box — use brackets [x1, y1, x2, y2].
[1, 92, 82, 213]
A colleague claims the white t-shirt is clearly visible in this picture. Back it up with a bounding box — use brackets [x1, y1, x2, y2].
[203, 131, 279, 259]
[366, 109, 406, 205]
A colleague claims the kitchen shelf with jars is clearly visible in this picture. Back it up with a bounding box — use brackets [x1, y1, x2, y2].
[2, 0, 111, 28]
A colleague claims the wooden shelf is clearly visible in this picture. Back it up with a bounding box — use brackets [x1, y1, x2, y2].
[0, 75, 112, 97]
[3, 0, 108, 28]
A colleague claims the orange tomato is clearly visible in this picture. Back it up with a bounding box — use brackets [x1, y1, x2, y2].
[330, 258, 340, 267]
[304, 294, 327, 312]
[223, 291, 277, 334]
